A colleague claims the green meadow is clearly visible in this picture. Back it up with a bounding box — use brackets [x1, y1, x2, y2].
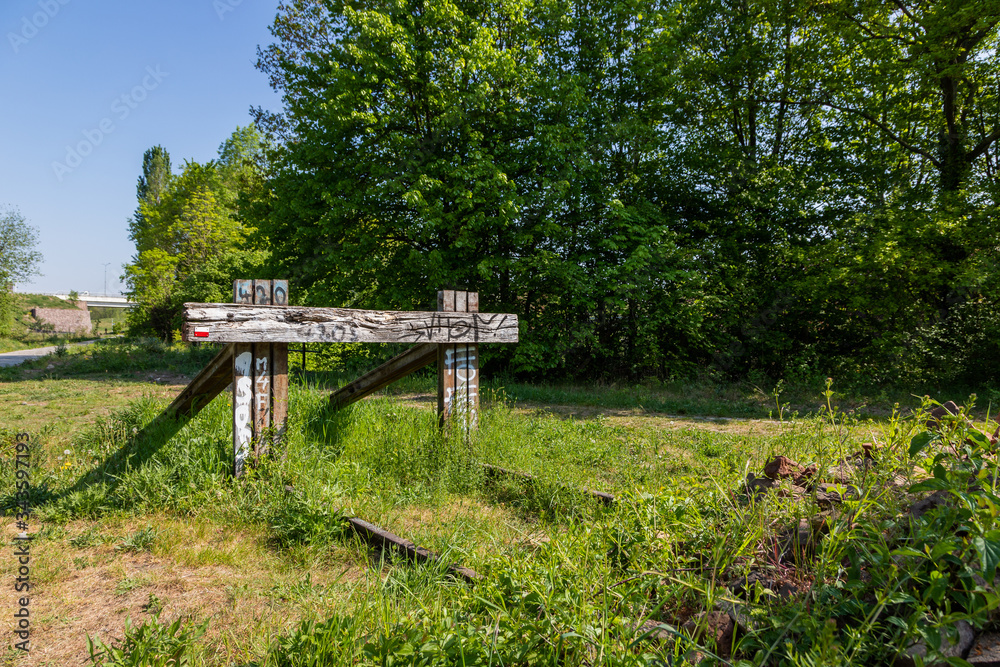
[1, 341, 996, 666]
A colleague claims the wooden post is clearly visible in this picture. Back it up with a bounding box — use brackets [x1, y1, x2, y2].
[437, 290, 480, 435]
[233, 281, 254, 477]
[232, 279, 290, 477]
[271, 280, 289, 450]
[251, 280, 271, 461]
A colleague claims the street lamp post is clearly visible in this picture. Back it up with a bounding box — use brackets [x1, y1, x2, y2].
[102, 263, 111, 297]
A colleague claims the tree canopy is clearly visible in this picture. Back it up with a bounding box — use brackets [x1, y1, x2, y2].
[202, 0, 1000, 385]
[0, 206, 43, 335]
[124, 128, 267, 340]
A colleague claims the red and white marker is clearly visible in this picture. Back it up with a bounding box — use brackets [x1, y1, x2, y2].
[193, 327, 211, 338]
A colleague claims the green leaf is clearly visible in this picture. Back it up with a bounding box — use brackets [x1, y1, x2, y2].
[967, 430, 990, 449]
[931, 539, 958, 560]
[924, 571, 949, 605]
[974, 535, 1000, 581]
[910, 432, 937, 457]
[909, 478, 948, 493]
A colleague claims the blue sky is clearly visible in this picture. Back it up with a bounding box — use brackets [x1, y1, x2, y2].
[0, 0, 283, 295]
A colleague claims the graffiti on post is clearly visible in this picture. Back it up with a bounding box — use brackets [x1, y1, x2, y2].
[233, 350, 253, 474]
[444, 346, 479, 433]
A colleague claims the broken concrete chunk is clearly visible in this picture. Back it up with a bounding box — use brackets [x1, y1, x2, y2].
[908, 491, 950, 522]
[925, 401, 960, 427]
[744, 473, 776, 497]
[969, 632, 1000, 666]
[894, 620, 974, 667]
[764, 455, 804, 480]
[860, 442, 881, 458]
[716, 593, 760, 632]
[681, 611, 734, 659]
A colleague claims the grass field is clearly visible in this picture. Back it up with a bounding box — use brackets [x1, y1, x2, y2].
[1, 341, 997, 666]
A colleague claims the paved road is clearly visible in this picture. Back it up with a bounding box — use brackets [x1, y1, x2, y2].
[0, 340, 98, 368]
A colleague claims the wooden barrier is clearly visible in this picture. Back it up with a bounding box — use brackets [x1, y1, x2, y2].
[181, 303, 517, 344]
[149, 284, 519, 582]
[178, 286, 517, 475]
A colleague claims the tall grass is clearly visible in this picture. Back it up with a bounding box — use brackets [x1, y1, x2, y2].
[7, 366, 994, 665]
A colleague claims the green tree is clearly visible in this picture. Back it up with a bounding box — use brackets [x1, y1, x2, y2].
[806, 0, 1000, 194]
[124, 128, 264, 340]
[129, 146, 173, 250]
[246, 0, 1000, 384]
[250, 0, 716, 377]
[0, 207, 43, 335]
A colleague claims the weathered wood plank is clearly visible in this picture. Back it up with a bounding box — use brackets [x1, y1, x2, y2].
[272, 342, 288, 443]
[181, 303, 519, 344]
[234, 281, 256, 477]
[438, 290, 456, 429]
[253, 279, 272, 306]
[272, 279, 289, 306]
[233, 344, 254, 477]
[234, 280, 253, 304]
[251, 280, 273, 460]
[462, 293, 479, 432]
[329, 343, 438, 410]
[253, 343, 271, 457]
[271, 276, 290, 443]
[438, 291, 480, 434]
[163, 343, 234, 420]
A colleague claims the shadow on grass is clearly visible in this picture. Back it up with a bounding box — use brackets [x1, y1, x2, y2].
[479, 467, 608, 524]
[296, 390, 358, 459]
[53, 411, 191, 508]
[14, 371, 362, 521]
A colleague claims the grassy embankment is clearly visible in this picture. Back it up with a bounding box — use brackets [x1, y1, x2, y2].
[0, 294, 124, 354]
[1, 340, 998, 666]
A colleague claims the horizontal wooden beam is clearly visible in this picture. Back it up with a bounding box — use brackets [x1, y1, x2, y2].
[181, 303, 519, 345]
[329, 343, 438, 410]
[163, 344, 235, 420]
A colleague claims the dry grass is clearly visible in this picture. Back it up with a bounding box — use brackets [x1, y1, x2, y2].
[0, 377, 184, 453]
[0, 516, 369, 667]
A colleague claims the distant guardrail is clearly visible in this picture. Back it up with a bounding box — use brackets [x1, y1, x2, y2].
[18, 292, 134, 309]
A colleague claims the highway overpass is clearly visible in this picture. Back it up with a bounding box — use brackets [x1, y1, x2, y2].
[28, 292, 135, 309]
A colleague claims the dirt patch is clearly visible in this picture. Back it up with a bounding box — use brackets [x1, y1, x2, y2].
[0, 520, 367, 667]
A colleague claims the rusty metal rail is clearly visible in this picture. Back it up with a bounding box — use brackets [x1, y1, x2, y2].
[344, 515, 480, 583]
